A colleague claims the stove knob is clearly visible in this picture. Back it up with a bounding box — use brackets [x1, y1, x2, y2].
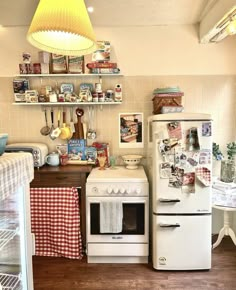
[120, 188, 125, 194]
[126, 188, 132, 194]
[107, 187, 113, 194]
[114, 188, 119, 194]
[92, 187, 98, 194]
[136, 188, 141, 194]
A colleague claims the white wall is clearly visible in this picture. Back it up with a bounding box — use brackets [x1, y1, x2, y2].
[1, 24, 236, 76]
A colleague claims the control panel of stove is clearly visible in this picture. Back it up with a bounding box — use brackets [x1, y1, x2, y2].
[86, 182, 148, 197]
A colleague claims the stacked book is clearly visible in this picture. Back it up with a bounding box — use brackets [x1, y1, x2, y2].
[152, 86, 184, 114]
[212, 179, 236, 208]
[86, 62, 120, 74]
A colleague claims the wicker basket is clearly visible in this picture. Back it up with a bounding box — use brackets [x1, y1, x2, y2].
[152, 95, 182, 114]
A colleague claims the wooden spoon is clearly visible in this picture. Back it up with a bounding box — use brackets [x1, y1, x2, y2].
[75, 107, 84, 139]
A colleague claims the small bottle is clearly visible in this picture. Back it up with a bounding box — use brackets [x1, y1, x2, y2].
[114, 84, 122, 102]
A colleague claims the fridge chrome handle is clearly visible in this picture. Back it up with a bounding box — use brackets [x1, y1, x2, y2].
[159, 198, 180, 203]
[159, 223, 180, 228]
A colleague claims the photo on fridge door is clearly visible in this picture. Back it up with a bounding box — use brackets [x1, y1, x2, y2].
[182, 172, 195, 193]
[160, 162, 172, 178]
[186, 127, 200, 151]
[202, 122, 212, 137]
[168, 165, 184, 188]
[167, 121, 182, 139]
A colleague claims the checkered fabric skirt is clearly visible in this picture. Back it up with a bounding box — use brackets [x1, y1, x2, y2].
[30, 187, 83, 259]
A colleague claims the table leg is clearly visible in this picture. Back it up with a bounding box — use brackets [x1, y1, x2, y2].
[212, 226, 226, 249]
[228, 228, 236, 246]
[213, 210, 236, 249]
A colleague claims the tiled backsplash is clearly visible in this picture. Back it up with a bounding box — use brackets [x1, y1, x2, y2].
[1, 75, 235, 156]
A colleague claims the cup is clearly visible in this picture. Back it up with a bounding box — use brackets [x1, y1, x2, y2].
[109, 156, 117, 169]
[97, 156, 106, 170]
[45, 152, 60, 166]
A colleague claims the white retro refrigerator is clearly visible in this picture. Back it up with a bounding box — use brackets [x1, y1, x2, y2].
[149, 113, 212, 270]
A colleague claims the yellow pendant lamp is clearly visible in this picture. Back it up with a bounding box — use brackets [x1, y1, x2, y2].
[27, 0, 97, 56]
[226, 19, 236, 35]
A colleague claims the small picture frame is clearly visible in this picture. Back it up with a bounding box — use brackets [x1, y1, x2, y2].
[119, 113, 143, 148]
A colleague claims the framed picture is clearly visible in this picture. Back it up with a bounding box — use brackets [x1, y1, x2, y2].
[119, 113, 144, 148]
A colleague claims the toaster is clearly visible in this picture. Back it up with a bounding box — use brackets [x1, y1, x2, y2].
[5, 143, 49, 168]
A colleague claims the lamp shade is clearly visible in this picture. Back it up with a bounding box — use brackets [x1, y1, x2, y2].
[27, 0, 97, 56]
[226, 19, 236, 35]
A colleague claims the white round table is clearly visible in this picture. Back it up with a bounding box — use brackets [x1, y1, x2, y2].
[212, 205, 236, 249]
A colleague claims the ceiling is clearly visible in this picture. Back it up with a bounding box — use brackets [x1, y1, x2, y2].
[0, 0, 217, 27]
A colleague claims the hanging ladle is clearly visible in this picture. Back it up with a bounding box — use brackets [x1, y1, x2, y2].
[40, 108, 51, 136]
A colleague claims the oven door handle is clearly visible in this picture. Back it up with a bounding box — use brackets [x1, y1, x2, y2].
[159, 223, 180, 228]
[159, 198, 180, 203]
[88, 200, 147, 204]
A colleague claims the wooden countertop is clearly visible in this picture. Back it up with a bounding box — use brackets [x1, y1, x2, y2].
[34, 164, 93, 174]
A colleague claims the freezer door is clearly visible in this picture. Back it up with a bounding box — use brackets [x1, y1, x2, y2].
[152, 214, 212, 270]
[152, 119, 212, 214]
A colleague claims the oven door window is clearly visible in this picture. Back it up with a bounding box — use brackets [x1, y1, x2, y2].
[90, 203, 145, 235]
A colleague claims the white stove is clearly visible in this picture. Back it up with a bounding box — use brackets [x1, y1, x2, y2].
[86, 166, 149, 263]
[86, 166, 148, 197]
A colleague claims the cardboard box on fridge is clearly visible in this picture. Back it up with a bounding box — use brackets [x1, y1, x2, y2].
[212, 188, 236, 208]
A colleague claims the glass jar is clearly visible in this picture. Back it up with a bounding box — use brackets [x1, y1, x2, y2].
[220, 159, 235, 183]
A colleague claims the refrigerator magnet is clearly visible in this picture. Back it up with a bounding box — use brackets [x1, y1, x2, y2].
[159, 138, 179, 155]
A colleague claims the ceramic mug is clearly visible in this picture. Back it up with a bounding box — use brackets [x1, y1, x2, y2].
[45, 152, 60, 166]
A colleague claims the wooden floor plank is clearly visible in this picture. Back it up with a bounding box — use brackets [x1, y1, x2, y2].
[33, 237, 236, 290]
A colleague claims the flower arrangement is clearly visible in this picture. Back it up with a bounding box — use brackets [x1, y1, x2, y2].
[212, 142, 223, 160]
[213, 141, 236, 161]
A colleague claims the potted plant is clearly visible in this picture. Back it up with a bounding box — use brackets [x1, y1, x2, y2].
[212, 142, 223, 161]
[216, 141, 236, 183]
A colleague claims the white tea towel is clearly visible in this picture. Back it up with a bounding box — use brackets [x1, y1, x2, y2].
[100, 200, 123, 233]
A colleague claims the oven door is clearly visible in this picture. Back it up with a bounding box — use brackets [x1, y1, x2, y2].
[86, 196, 149, 243]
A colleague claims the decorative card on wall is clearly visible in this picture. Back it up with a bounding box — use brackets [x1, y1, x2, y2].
[119, 113, 143, 148]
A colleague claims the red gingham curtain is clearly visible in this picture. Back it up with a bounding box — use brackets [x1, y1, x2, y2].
[30, 187, 83, 259]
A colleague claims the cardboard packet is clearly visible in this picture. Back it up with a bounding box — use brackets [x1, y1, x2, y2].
[92, 142, 110, 167]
